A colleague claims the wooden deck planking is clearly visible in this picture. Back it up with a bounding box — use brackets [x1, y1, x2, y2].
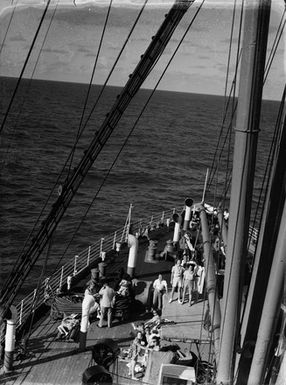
[0, 299, 211, 384]
[162, 300, 209, 339]
[161, 298, 214, 362]
[161, 298, 210, 341]
[0, 224, 211, 384]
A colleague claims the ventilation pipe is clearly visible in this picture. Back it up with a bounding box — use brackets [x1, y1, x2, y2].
[183, 198, 193, 231]
[4, 306, 17, 372]
[172, 213, 182, 244]
[127, 233, 139, 278]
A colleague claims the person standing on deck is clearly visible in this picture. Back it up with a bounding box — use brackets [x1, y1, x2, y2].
[152, 274, 168, 310]
[81, 283, 100, 321]
[181, 264, 195, 306]
[98, 281, 115, 328]
[169, 259, 184, 304]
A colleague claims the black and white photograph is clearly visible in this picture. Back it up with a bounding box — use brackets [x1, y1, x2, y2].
[0, 0, 285, 384]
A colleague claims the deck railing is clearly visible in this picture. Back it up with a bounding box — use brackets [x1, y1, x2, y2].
[14, 208, 177, 330]
[6, 205, 259, 341]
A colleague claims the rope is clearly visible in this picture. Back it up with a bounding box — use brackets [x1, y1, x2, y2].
[222, 0, 238, 103]
[217, 0, 247, 357]
[13, 0, 149, 265]
[206, 0, 244, 203]
[237, 84, 286, 339]
[0, 0, 52, 136]
[1, 2, 59, 173]
[0, 1, 17, 58]
[264, 8, 286, 84]
[219, 5, 285, 372]
[66, 0, 114, 178]
[24, 238, 53, 345]
[51, 0, 206, 273]
[234, 7, 286, 339]
[79, 0, 149, 136]
[0, 1, 65, 269]
[220, 0, 245, 209]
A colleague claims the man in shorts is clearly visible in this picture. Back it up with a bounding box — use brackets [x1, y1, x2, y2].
[169, 259, 184, 304]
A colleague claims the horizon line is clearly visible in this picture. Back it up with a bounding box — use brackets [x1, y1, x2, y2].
[1, 74, 281, 102]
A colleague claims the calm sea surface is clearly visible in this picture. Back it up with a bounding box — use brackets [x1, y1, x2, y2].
[0, 77, 280, 295]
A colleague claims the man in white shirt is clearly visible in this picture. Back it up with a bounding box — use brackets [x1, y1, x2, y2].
[98, 281, 115, 328]
[169, 259, 184, 304]
[152, 274, 168, 310]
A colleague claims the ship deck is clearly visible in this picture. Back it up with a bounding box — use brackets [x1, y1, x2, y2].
[1, 301, 213, 385]
[0, 225, 214, 385]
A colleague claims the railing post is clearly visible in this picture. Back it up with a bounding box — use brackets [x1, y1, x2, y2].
[101, 251, 106, 261]
[67, 276, 72, 291]
[121, 203, 133, 243]
[113, 232, 117, 250]
[161, 211, 165, 223]
[73, 256, 78, 276]
[87, 246, 91, 266]
[166, 218, 171, 229]
[116, 242, 121, 253]
[100, 238, 104, 255]
[19, 300, 24, 326]
[60, 266, 64, 287]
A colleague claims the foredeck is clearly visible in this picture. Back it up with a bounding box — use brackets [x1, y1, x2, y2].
[0, 224, 213, 384]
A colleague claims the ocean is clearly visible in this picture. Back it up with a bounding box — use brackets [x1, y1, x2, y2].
[0, 76, 280, 296]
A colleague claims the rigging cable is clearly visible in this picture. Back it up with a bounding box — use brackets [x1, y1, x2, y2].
[263, 6, 286, 84]
[206, 0, 245, 201]
[1, 1, 59, 172]
[209, 1, 284, 207]
[220, 0, 245, 209]
[216, 0, 255, 365]
[223, 0, 239, 104]
[52, 0, 207, 272]
[77, 0, 149, 139]
[11, 0, 149, 267]
[233, 86, 286, 384]
[236, 84, 286, 351]
[0, 0, 198, 306]
[242, 6, 286, 265]
[0, 0, 52, 136]
[225, 2, 285, 201]
[220, 10, 286, 379]
[66, 0, 114, 178]
[218, 2, 283, 377]
[0, 0, 17, 58]
[24, 238, 52, 346]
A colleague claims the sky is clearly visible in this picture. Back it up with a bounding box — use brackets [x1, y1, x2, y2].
[0, 0, 285, 100]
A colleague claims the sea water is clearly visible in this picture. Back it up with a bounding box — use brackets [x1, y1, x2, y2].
[0, 77, 280, 294]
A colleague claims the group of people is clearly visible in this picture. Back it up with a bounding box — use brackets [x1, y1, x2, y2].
[151, 258, 202, 310]
[127, 309, 162, 380]
[151, 213, 227, 309]
[84, 274, 132, 329]
[169, 258, 201, 305]
[56, 270, 133, 339]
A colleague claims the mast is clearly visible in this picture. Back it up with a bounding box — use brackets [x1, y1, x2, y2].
[237, 91, 286, 382]
[216, 0, 271, 383]
[198, 204, 221, 364]
[247, 199, 286, 384]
